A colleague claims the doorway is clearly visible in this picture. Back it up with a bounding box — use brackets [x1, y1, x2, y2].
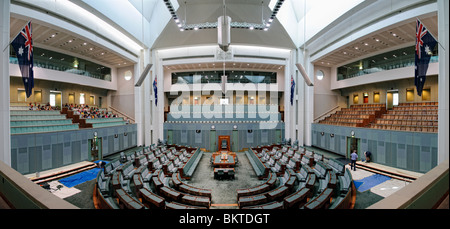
[167, 130, 173, 145]
[386, 90, 398, 110]
[232, 130, 239, 152]
[88, 137, 102, 161]
[346, 136, 360, 159]
[210, 130, 217, 152]
[275, 129, 282, 144]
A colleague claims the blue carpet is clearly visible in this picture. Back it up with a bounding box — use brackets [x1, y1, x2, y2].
[354, 174, 391, 192]
[59, 160, 109, 188]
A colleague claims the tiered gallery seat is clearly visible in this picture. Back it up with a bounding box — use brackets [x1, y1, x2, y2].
[319, 104, 386, 127]
[370, 102, 438, 132]
[319, 102, 438, 133]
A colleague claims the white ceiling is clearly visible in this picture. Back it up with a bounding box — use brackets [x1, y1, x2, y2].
[9, 17, 135, 68]
[313, 15, 438, 67]
[151, 0, 297, 50]
[9, 1, 439, 72]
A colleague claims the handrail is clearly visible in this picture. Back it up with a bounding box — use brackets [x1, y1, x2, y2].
[367, 160, 449, 209]
[0, 160, 78, 209]
[314, 106, 340, 123]
[108, 106, 135, 124]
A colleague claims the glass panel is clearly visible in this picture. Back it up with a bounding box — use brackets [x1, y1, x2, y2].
[10, 46, 111, 81]
[171, 70, 277, 84]
[337, 45, 438, 80]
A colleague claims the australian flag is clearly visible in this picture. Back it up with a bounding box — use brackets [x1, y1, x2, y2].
[11, 21, 34, 98]
[415, 19, 437, 96]
[290, 75, 295, 106]
[153, 77, 158, 106]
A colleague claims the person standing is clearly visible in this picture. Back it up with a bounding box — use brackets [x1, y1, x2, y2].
[364, 151, 372, 163]
[351, 150, 358, 171]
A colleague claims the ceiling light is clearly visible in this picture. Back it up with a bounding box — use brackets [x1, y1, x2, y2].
[68, 40, 72, 43]
[177, 23, 182, 27]
[364, 43, 368, 46]
[249, 26, 254, 30]
[83, 42, 87, 45]
[392, 33, 397, 37]
[180, 28, 184, 31]
[175, 19, 180, 23]
[194, 27, 199, 30]
[51, 34, 55, 37]
[263, 28, 268, 31]
[375, 39, 380, 42]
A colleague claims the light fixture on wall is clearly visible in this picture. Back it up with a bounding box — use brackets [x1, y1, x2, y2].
[124, 70, 132, 81]
[316, 70, 324, 81]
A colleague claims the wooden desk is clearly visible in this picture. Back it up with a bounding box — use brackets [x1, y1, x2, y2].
[213, 155, 235, 168]
[160, 186, 181, 201]
[214, 168, 235, 180]
[115, 188, 145, 209]
[139, 188, 165, 209]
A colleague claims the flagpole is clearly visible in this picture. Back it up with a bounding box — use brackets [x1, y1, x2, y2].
[2, 20, 31, 53]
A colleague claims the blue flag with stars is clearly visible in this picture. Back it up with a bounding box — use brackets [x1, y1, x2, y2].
[415, 19, 437, 97]
[290, 75, 295, 106]
[153, 77, 158, 106]
[11, 21, 34, 98]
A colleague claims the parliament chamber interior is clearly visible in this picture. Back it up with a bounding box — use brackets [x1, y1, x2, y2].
[0, 0, 448, 215]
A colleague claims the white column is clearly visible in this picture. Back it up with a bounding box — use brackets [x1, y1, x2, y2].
[438, 0, 449, 164]
[134, 55, 144, 146]
[152, 49, 164, 143]
[143, 48, 152, 146]
[299, 49, 314, 147]
[284, 57, 291, 143]
[0, 0, 11, 166]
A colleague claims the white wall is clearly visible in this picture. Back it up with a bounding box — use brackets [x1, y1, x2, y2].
[109, 66, 135, 119]
[313, 65, 343, 119]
